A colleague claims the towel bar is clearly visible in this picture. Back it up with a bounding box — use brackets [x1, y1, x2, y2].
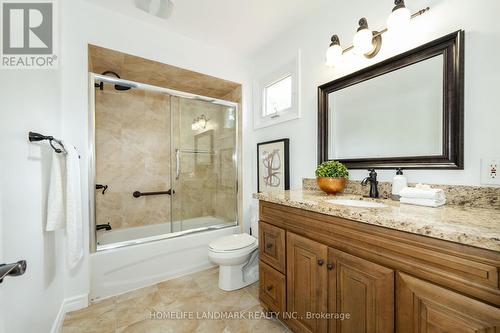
[28, 131, 80, 158]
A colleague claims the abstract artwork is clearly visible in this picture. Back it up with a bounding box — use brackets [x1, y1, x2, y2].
[257, 139, 290, 193]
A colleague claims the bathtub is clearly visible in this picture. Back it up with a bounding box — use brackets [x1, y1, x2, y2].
[90, 220, 239, 301]
[96, 216, 231, 250]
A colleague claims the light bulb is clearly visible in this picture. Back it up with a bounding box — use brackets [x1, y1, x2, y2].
[325, 44, 343, 67]
[353, 28, 374, 55]
[387, 6, 411, 32]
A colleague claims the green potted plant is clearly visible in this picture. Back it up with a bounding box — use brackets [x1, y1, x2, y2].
[315, 161, 349, 194]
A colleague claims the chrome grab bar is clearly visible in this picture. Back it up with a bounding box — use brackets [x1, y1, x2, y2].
[175, 149, 215, 180]
[0, 260, 27, 284]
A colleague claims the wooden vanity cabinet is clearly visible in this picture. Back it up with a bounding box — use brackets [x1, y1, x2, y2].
[286, 233, 328, 333]
[258, 201, 500, 333]
[285, 233, 394, 333]
[396, 272, 500, 332]
[329, 248, 394, 333]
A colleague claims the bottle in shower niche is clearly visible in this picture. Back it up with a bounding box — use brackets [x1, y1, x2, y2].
[392, 168, 407, 200]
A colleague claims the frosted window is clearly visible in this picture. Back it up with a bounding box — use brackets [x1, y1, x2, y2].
[263, 75, 292, 117]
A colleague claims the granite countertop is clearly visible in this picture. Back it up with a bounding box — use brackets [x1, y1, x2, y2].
[253, 189, 500, 252]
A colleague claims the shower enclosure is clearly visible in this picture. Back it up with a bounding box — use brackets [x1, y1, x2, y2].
[89, 74, 238, 251]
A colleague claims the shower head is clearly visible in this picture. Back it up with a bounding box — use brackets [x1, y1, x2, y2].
[94, 71, 132, 91]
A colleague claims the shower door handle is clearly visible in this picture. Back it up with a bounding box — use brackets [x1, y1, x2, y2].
[175, 149, 180, 180]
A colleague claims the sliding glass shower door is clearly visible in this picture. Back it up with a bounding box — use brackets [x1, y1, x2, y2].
[94, 85, 173, 247]
[171, 96, 238, 232]
[93, 75, 238, 251]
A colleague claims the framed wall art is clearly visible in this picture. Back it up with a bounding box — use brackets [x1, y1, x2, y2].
[257, 138, 290, 192]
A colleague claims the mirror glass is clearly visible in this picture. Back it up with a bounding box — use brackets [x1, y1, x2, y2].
[328, 55, 444, 160]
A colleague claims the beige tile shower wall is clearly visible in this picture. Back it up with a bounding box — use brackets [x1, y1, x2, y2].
[172, 98, 237, 223]
[95, 88, 171, 230]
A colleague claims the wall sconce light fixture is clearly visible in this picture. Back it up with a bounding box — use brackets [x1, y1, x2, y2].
[325, 0, 429, 67]
[353, 17, 381, 57]
[387, 0, 411, 32]
[325, 35, 343, 67]
[191, 114, 209, 131]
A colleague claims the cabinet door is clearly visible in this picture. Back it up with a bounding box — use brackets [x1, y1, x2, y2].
[287, 232, 328, 333]
[396, 272, 500, 333]
[329, 248, 394, 333]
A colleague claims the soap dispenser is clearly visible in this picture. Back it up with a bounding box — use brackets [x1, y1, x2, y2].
[392, 168, 407, 200]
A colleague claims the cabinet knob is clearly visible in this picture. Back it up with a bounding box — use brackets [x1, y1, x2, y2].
[266, 243, 273, 249]
[266, 285, 273, 292]
[317, 259, 324, 266]
[327, 263, 335, 270]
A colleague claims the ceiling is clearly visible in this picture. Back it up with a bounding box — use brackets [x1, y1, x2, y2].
[85, 0, 330, 56]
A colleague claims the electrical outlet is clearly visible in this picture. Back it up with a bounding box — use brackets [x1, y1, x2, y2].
[481, 159, 500, 185]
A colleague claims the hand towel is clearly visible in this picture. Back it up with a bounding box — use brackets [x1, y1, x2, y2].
[63, 141, 83, 269]
[400, 197, 446, 207]
[399, 186, 446, 201]
[46, 153, 65, 231]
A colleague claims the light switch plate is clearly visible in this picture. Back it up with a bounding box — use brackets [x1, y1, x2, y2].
[481, 158, 500, 185]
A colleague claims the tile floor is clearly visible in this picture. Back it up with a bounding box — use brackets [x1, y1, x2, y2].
[62, 267, 289, 333]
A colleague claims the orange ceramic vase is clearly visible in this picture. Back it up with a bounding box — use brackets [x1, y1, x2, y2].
[316, 177, 347, 195]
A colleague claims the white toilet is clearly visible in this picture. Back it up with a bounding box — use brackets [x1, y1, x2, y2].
[208, 218, 259, 291]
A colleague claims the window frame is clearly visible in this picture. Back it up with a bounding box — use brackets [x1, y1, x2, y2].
[254, 52, 300, 129]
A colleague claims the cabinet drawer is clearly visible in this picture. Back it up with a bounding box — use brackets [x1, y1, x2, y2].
[259, 261, 286, 313]
[259, 221, 286, 273]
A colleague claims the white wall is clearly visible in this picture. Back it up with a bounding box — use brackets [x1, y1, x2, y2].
[0, 70, 66, 332]
[248, 0, 500, 191]
[59, 0, 253, 303]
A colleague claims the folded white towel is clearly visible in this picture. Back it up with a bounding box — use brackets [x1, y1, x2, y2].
[46, 153, 65, 231]
[399, 186, 446, 201]
[63, 141, 83, 270]
[400, 197, 446, 207]
[415, 183, 432, 190]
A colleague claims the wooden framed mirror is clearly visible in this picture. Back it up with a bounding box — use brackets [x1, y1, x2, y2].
[318, 30, 464, 169]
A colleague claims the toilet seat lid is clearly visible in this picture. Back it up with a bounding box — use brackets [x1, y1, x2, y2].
[209, 233, 256, 252]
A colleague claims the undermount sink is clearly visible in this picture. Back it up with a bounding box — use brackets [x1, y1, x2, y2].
[326, 199, 388, 208]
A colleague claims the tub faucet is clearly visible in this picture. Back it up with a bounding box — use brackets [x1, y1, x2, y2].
[96, 223, 112, 231]
[361, 169, 379, 198]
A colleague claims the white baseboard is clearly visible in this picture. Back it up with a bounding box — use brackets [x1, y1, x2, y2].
[50, 294, 88, 333]
[63, 294, 88, 313]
